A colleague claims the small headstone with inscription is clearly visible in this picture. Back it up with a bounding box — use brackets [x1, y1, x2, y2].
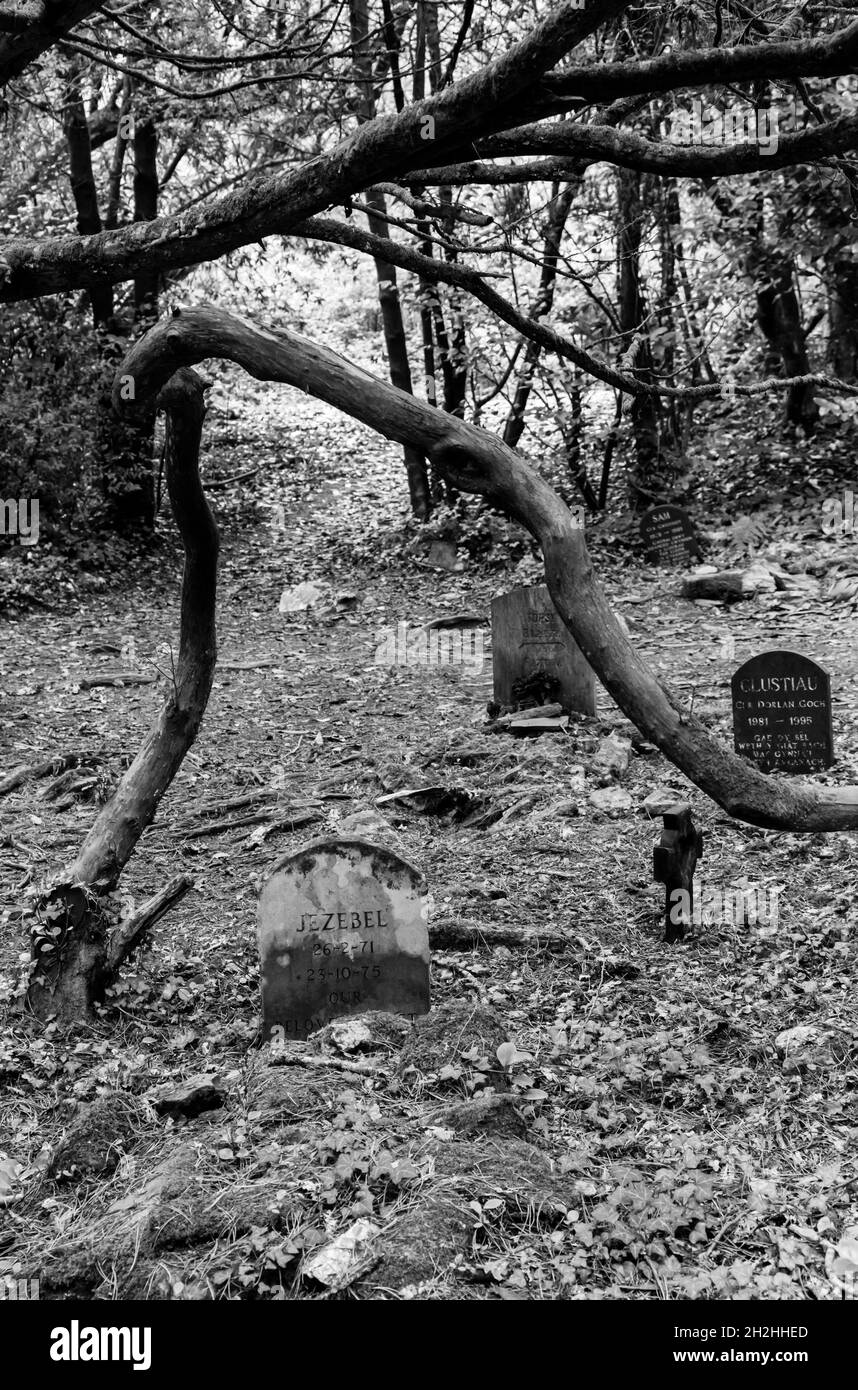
[731, 650, 833, 774]
[491, 584, 596, 715]
[640, 504, 702, 567]
[258, 837, 430, 1043]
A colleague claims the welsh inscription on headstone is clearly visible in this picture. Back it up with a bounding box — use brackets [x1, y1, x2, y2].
[640, 504, 701, 567]
[258, 837, 430, 1042]
[491, 585, 596, 714]
[731, 650, 833, 774]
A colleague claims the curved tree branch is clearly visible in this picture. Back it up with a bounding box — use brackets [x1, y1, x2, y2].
[541, 18, 858, 106]
[475, 112, 858, 176]
[0, 0, 625, 302]
[295, 214, 858, 402]
[113, 306, 858, 832]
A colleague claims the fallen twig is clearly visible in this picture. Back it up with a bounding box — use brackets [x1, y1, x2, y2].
[76, 672, 157, 690]
[183, 808, 321, 838]
[429, 917, 576, 952]
[107, 873, 195, 970]
[181, 790, 279, 821]
[204, 465, 262, 489]
[268, 1049, 381, 1075]
[0, 753, 96, 797]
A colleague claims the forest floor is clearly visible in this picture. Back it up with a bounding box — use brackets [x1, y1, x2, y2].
[1, 376, 857, 1301]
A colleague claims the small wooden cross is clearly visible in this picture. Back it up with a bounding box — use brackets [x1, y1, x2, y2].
[653, 803, 703, 943]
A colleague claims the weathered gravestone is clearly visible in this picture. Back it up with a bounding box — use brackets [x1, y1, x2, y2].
[258, 837, 430, 1042]
[491, 585, 596, 715]
[640, 504, 702, 567]
[731, 650, 833, 774]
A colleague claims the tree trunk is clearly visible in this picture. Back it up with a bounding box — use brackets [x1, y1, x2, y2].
[616, 167, 662, 506]
[133, 112, 160, 324]
[349, 0, 430, 519]
[752, 247, 818, 429]
[27, 368, 218, 1021]
[63, 62, 113, 328]
[827, 250, 858, 382]
[503, 181, 576, 447]
[713, 183, 818, 430]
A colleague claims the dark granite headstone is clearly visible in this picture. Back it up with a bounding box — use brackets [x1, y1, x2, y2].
[491, 584, 596, 714]
[640, 504, 701, 567]
[731, 651, 833, 774]
[653, 803, 703, 943]
[258, 837, 430, 1043]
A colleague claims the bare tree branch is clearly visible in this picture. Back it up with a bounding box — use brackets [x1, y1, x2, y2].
[540, 18, 858, 106]
[0, 0, 627, 301]
[295, 214, 858, 401]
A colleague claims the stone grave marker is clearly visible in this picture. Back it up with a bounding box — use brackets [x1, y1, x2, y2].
[653, 803, 703, 943]
[731, 650, 833, 774]
[258, 837, 430, 1043]
[640, 504, 702, 567]
[491, 584, 596, 715]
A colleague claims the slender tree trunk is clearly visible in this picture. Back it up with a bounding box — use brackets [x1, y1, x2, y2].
[349, 0, 430, 519]
[712, 183, 818, 429]
[616, 167, 662, 507]
[503, 180, 576, 447]
[750, 244, 818, 429]
[27, 369, 217, 1021]
[827, 250, 858, 382]
[63, 63, 155, 525]
[62, 62, 113, 327]
[104, 87, 130, 231]
[133, 111, 159, 324]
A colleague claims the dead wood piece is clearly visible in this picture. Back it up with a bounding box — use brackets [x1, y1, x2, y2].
[203, 465, 262, 490]
[76, 672, 157, 690]
[41, 769, 99, 803]
[182, 789, 279, 820]
[681, 568, 776, 601]
[219, 659, 279, 671]
[499, 702, 564, 723]
[0, 753, 97, 797]
[508, 716, 569, 736]
[267, 1050, 381, 1075]
[423, 612, 487, 630]
[182, 808, 321, 839]
[106, 873, 195, 971]
[429, 918, 575, 952]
